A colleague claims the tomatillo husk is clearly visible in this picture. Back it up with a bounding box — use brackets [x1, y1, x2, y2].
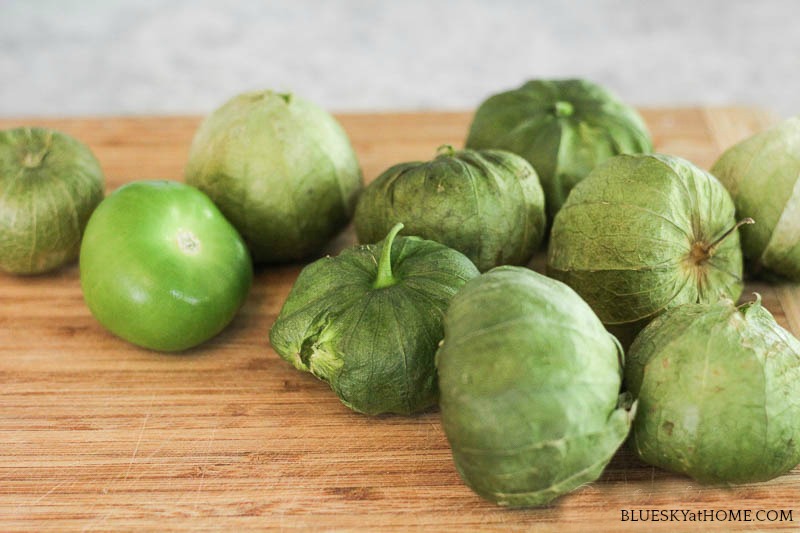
[547, 153, 747, 340]
[354, 146, 546, 272]
[270, 223, 479, 415]
[436, 266, 633, 507]
[626, 296, 800, 484]
[712, 116, 800, 280]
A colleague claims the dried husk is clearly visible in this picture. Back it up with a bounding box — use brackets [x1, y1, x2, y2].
[0, 127, 104, 274]
[269, 224, 479, 415]
[185, 90, 363, 263]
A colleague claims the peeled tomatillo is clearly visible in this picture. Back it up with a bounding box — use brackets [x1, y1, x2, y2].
[80, 181, 252, 352]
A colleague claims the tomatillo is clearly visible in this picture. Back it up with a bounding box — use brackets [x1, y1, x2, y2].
[79, 180, 253, 352]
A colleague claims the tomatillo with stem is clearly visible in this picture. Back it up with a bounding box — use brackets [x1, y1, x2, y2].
[269, 222, 479, 415]
[79, 180, 253, 352]
[547, 153, 747, 342]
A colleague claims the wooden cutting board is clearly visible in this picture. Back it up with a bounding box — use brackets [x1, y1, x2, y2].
[2, 108, 799, 532]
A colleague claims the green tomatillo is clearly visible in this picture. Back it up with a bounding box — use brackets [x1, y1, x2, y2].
[466, 78, 652, 220]
[0, 127, 104, 274]
[711, 116, 800, 280]
[547, 153, 748, 341]
[436, 266, 633, 507]
[354, 146, 546, 272]
[269, 223, 479, 415]
[184, 90, 363, 263]
[626, 296, 800, 484]
[80, 180, 253, 352]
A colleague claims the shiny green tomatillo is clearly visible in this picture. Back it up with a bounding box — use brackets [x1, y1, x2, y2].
[80, 180, 253, 352]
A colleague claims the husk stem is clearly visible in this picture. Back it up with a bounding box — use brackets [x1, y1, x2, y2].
[691, 218, 755, 264]
[554, 100, 574, 117]
[373, 223, 404, 289]
[436, 144, 456, 157]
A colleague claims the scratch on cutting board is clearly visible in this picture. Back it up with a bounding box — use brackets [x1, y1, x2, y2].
[123, 410, 150, 482]
[82, 399, 155, 531]
[11, 479, 72, 516]
[82, 508, 112, 533]
[191, 425, 218, 513]
[168, 421, 220, 514]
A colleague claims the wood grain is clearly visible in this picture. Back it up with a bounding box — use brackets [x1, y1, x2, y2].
[1, 108, 799, 531]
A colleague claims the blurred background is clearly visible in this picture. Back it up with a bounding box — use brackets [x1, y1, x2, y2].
[0, 0, 795, 117]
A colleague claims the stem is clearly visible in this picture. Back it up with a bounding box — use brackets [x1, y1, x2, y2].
[736, 292, 762, 310]
[21, 129, 52, 169]
[373, 223, 404, 289]
[436, 144, 456, 157]
[690, 218, 754, 265]
[554, 101, 574, 117]
[707, 218, 754, 256]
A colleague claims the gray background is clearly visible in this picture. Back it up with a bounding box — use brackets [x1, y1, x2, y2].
[0, 0, 796, 117]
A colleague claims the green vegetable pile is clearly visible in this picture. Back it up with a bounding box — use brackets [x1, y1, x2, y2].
[3, 79, 800, 509]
